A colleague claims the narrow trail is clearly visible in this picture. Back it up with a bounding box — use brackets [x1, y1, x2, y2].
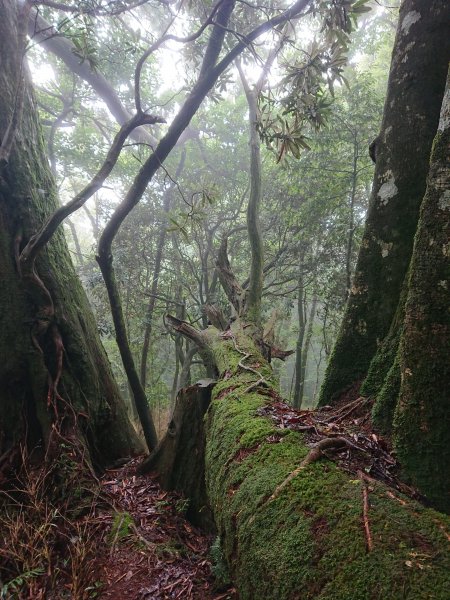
[92, 459, 237, 599]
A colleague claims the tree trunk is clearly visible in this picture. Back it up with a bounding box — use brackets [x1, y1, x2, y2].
[0, 1, 142, 472]
[138, 382, 215, 529]
[292, 257, 306, 408]
[140, 151, 186, 389]
[149, 320, 450, 598]
[345, 135, 358, 299]
[393, 68, 450, 512]
[298, 291, 318, 407]
[319, 0, 450, 405]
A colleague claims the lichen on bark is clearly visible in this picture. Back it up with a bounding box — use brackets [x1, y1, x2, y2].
[318, 0, 450, 406]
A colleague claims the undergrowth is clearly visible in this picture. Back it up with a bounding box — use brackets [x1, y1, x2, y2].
[0, 449, 103, 599]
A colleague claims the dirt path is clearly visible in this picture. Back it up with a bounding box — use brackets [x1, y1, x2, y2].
[92, 459, 236, 600]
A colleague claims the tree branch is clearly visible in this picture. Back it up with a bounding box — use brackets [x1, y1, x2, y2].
[19, 111, 164, 268]
[165, 315, 208, 350]
[29, 9, 159, 146]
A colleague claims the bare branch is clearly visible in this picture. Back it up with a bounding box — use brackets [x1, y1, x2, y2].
[165, 315, 208, 350]
[216, 237, 246, 315]
[20, 111, 164, 268]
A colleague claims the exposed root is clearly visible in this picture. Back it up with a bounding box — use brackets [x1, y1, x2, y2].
[266, 437, 359, 506]
[226, 332, 267, 392]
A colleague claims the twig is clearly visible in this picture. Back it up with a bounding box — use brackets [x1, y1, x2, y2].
[359, 470, 373, 552]
[329, 397, 368, 423]
[266, 437, 351, 505]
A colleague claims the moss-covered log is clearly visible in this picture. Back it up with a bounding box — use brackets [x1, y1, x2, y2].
[393, 68, 450, 513]
[196, 324, 449, 599]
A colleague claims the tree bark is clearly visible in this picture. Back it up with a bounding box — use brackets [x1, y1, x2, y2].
[319, 0, 450, 405]
[0, 1, 142, 471]
[393, 67, 450, 512]
[138, 381, 215, 529]
[238, 68, 264, 326]
[292, 255, 306, 408]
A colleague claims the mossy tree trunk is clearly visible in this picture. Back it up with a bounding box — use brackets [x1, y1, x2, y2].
[392, 68, 450, 513]
[0, 1, 142, 473]
[319, 0, 450, 405]
[149, 320, 450, 598]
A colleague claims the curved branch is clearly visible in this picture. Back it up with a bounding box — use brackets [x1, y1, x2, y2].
[32, 0, 155, 18]
[135, 0, 226, 112]
[20, 111, 164, 268]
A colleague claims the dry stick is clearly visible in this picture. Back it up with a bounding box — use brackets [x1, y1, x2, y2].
[331, 397, 368, 423]
[358, 470, 374, 552]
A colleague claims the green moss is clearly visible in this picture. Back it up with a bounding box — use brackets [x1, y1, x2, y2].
[108, 512, 135, 545]
[392, 100, 450, 513]
[371, 350, 401, 433]
[210, 536, 232, 588]
[205, 330, 450, 599]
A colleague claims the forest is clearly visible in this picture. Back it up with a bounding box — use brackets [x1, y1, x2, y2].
[0, 0, 449, 598]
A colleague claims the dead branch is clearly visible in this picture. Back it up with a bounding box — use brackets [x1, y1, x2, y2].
[359, 470, 374, 552]
[330, 396, 368, 423]
[202, 304, 228, 330]
[216, 237, 246, 315]
[165, 315, 208, 350]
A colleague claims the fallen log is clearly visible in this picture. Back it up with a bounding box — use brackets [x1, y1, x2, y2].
[147, 322, 450, 599]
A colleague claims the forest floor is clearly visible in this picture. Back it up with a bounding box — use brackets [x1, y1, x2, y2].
[93, 459, 236, 600]
[0, 454, 237, 600]
[0, 393, 429, 599]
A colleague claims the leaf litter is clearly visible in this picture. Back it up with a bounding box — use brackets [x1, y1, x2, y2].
[257, 396, 425, 503]
[89, 459, 237, 599]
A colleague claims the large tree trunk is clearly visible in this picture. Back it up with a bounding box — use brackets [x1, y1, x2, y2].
[0, 1, 142, 473]
[319, 0, 450, 405]
[392, 68, 450, 512]
[148, 321, 450, 598]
